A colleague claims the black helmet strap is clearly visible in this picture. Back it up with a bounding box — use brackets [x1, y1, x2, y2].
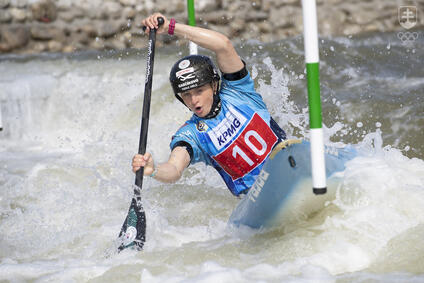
[203, 87, 221, 119]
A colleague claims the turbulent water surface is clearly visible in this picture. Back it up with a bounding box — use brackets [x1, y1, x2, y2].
[1, 32, 424, 282]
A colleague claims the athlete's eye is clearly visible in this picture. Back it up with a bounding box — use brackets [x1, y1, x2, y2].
[198, 86, 208, 94]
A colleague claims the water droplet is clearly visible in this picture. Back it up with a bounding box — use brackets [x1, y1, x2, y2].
[356, 122, 363, 128]
[375, 122, 382, 128]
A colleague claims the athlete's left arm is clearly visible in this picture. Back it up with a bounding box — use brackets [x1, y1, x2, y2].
[154, 147, 191, 183]
[132, 147, 190, 183]
[142, 13, 244, 74]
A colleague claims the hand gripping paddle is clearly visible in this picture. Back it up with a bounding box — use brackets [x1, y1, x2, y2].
[117, 17, 164, 252]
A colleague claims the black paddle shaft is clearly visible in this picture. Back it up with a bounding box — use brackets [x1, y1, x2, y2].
[136, 17, 164, 189]
[118, 17, 164, 252]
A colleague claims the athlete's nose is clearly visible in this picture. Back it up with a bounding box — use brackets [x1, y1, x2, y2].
[190, 93, 199, 105]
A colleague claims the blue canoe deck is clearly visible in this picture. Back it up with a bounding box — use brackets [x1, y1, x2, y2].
[229, 140, 357, 229]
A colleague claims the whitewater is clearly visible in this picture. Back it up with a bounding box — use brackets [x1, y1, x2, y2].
[0, 32, 423, 282]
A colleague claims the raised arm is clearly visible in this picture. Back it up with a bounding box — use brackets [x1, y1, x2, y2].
[142, 13, 244, 74]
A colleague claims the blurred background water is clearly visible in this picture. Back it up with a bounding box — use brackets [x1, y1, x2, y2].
[0, 31, 423, 282]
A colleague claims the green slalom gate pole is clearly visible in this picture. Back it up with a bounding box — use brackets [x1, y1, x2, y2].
[187, 0, 198, 55]
[301, 0, 327, 195]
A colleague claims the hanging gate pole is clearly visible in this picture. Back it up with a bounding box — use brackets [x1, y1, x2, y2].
[301, 0, 327, 195]
[187, 0, 198, 55]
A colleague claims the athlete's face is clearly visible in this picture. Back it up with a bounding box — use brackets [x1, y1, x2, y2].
[180, 83, 216, 117]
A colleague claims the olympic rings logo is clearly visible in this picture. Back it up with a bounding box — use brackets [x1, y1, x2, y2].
[397, 31, 419, 43]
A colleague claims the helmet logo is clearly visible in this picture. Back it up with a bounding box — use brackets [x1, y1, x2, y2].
[176, 67, 196, 81]
[178, 59, 190, 69]
[179, 73, 196, 81]
[178, 79, 199, 90]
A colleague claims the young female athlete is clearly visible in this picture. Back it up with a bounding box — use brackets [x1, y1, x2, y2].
[132, 13, 286, 196]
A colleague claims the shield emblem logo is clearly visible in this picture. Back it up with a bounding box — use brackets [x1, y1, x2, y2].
[196, 121, 208, 132]
[398, 6, 417, 30]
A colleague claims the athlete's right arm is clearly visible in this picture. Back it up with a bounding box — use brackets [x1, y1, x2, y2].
[142, 13, 244, 75]
[132, 146, 191, 183]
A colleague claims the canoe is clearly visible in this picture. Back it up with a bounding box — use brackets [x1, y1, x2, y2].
[228, 140, 357, 229]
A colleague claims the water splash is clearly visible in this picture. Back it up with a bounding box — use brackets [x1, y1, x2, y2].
[1, 34, 424, 281]
[253, 56, 309, 139]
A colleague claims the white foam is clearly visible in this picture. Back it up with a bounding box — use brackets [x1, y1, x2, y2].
[0, 50, 423, 282]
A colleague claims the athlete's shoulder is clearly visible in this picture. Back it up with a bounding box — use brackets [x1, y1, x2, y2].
[175, 121, 190, 132]
[172, 118, 197, 140]
[175, 115, 198, 129]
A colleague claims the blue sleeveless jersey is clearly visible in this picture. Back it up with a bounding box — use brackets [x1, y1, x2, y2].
[170, 72, 285, 196]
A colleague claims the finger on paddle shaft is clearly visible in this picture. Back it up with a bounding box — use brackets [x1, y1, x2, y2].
[142, 17, 165, 32]
[117, 16, 164, 253]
